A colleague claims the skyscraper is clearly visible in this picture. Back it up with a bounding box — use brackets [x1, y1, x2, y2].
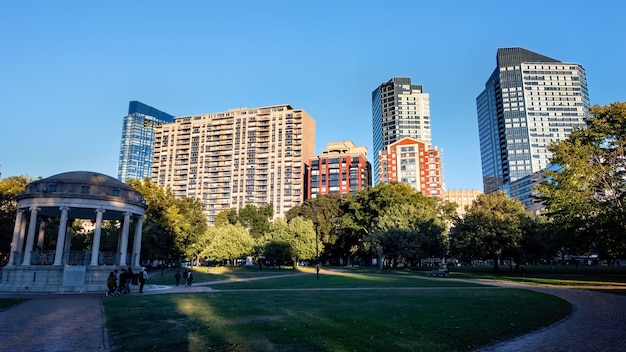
[151, 104, 315, 224]
[476, 47, 590, 194]
[307, 140, 371, 198]
[372, 77, 431, 185]
[117, 101, 174, 182]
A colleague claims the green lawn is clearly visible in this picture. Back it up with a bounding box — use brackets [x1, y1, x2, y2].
[103, 268, 572, 352]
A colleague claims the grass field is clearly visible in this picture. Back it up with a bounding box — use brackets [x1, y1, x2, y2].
[102, 267, 573, 352]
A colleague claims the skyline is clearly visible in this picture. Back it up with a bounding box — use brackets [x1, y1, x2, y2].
[1, 1, 625, 191]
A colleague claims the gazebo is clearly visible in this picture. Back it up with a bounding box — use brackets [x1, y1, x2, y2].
[0, 171, 147, 293]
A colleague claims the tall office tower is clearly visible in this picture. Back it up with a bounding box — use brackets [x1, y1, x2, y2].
[477, 47, 590, 194]
[308, 140, 372, 198]
[372, 77, 431, 185]
[117, 101, 174, 182]
[378, 137, 442, 197]
[151, 104, 315, 224]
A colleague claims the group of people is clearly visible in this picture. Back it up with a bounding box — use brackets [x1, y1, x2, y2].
[106, 266, 149, 296]
[174, 269, 194, 287]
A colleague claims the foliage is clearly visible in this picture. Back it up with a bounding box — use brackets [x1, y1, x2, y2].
[341, 182, 447, 267]
[215, 204, 273, 239]
[290, 194, 347, 264]
[0, 175, 36, 265]
[539, 102, 626, 258]
[371, 202, 447, 267]
[199, 224, 254, 264]
[449, 191, 529, 272]
[126, 179, 207, 266]
[262, 217, 318, 266]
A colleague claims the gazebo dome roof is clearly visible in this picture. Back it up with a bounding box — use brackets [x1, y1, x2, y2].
[20, 171, 145, 206]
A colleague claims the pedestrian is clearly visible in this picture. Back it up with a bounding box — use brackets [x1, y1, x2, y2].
[106, 272, 117, 296]
[118, 268, 127, 294]
[139, 267, 148, 293]
[125, 266, 134, 294]
[182, 269, 189, 287]
[175, 270, 181, 286]
[187, 271, 193, 286]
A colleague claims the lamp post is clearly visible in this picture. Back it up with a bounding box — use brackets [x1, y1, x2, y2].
[315, 221, 319, 280]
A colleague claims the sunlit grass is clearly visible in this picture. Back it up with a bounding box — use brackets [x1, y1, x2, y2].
[103, 269, 571, 352]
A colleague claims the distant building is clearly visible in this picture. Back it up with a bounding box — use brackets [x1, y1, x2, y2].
[509, 169, 547, 216]
[378, 137, 442, 198]
[117, 101, 174, 182]
[372, 77, 432, 184]
[308, 140, 371, 198]
[442, 189, 483, 218]
[151, 104, 315, 224]
[476, 47, 590, 194]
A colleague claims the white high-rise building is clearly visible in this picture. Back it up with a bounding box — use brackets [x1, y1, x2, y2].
[151, 104, 316, 224]
[372, 77, 432, 184]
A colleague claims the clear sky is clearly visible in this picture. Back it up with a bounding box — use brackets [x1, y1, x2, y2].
[1, 1, 624, 191]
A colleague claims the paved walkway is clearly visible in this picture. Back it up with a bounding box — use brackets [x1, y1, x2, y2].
[1, 273, 625, 352]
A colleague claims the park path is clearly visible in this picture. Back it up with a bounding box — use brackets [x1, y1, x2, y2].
[1, 272, 625, 352]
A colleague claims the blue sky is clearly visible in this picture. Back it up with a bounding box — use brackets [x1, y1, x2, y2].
[1, 1, 624, 190]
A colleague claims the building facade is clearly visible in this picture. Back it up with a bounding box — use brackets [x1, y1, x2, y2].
[441, 189, 483, 218]
[117, 101, 174, 182]
[476, 47, 590, 194]
[378, 137, 442, 197]
[372, 77, 432, 184]
[308, 140, 371, 198]
[151, 104, 315, 224]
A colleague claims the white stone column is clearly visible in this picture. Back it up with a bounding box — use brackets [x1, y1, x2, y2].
[7, 209, 25, 266]
[17, 215, 28, 256]
[90, 208, 106, 266]
[118, 212, 131, 266]
[53, 206, 70, 265]
[131, 215, 144, 267]
[21, 207, 40, 265]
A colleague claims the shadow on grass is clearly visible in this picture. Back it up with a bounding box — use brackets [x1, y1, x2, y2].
[103, 271, 571, 352]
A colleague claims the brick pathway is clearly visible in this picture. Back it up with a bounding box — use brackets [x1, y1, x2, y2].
[475, 286, 626, 352]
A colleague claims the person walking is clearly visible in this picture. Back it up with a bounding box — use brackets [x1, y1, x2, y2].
[124, 267, 134, 294]
[175, 270, 181, 286]
[118, 269, 127, 294]
[187, 271, 193, 286]
[182, 269, 189, 287]
[106, 272, 117, 296]
[139, 267, 148, 293]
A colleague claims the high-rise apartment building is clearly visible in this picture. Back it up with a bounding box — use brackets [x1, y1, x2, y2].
[308, 140, 371, 198]
[442, 189, 483, 218]
[372, 77, 431, 185]
[117, 101, 174, 182]
[476, 47, 590, 194]
[151, 104, 315, 224]
[378, 137, 442, 197]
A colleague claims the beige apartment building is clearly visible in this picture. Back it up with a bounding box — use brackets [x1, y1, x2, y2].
[442, 189, 483, 218]
[151, 104, 316, 224]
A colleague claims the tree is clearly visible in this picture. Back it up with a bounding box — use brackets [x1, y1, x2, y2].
[262, 217, 318, 267]
[449, 191, 529, 272]
[342, 182, 443, 266]
[371, 202, 447, 268]
[199, 224, 254, 265]
[539, 102, 626, 258]
[228, 204, 273, 239]
[126, 179, 208, 266]
[0, 175, 36, 265]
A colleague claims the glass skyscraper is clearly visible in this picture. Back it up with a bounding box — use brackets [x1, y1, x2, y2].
[372, 77, 431, 185]
[476, 47, 590, 194]
[117, 101, 174, 182]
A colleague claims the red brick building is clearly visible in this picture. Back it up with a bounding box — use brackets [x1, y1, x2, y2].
[308, 141, 371, 198]
[378, 137, 442, 197]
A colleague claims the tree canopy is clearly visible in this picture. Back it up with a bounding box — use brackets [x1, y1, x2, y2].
[539, 102, 626, 258]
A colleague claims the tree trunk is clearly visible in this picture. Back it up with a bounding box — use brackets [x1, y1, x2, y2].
[493, 254, 500, 272]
